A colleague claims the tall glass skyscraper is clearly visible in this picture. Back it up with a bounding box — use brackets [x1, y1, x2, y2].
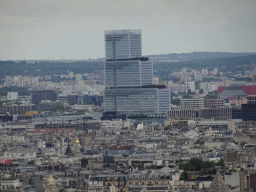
[104, 29, 170, 115]
[105, 29, 142, 60]
[104, 60, 153, 87]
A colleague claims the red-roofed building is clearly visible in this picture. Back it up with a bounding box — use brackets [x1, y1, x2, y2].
[218, 86, 228, 95]
[242, 86, 256, 95]
[218, 86, 256, 99]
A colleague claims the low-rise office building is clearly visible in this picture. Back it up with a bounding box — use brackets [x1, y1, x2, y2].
[3, 104, 34, 115]
[180, 99, 204, 109]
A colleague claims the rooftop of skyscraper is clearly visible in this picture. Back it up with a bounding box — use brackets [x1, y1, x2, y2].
[104, 29, 141, 34]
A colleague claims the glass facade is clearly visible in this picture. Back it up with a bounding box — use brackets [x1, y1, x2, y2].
[105, 29, 141, 60]
[105, 60, 142, 88]
[104, 60, 153, 88]
[157, 89, 171, 114]
[141, 60, 153, 85]
[104, 88, 157, 114]
[104, 88, 170, 114]
[103, 29, 170, 114]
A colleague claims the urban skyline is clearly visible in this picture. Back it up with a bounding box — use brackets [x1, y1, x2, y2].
[1, 1, 256, 192]
[1, 47, 256, 191]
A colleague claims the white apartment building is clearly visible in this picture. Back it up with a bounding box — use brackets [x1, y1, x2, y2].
[71, 104, 95, 111]
[185, 81, 196, 93]
[205, 127, 222, 138]
[180, 99, 204, 109]
[0, 135, 24, 143]
[7, 92, 18, 100]
[4, 149, 37, 160]
[1, 179, 20, 190]
[202, 69, 208, 75]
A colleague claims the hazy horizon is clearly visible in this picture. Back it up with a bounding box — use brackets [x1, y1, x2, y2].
[1, 0, 256, 60]
[1, 51, 256, 62]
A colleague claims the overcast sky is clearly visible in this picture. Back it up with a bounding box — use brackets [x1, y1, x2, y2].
[1, 0, 256, 60]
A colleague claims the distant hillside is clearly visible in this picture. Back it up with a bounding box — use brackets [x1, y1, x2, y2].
[0, 52, 256, 78]
[146, 52, 255, 61]
[153, 54, 256, 76]
[0, 61, 104, 77]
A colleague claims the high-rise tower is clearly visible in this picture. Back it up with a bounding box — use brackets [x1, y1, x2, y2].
[105, 29, 142, 60]
[103, 29, 170, 115]
[104, 30, 152, 88]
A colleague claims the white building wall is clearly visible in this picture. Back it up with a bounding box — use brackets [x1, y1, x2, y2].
[225, 172, 240, 188]
[7, 92, 18, 100]
[186, 81, 195, 93]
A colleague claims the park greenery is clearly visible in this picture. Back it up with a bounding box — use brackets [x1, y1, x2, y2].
[195, 139, 204, 145]
[0, 86, 30, 96]
[204, 90, 218, 99]
[182, 94, 193, 99]
[1, 177, 17, 181]
[164, 125, 173, 130]
[179, 158, 225, 172]
[171, 98, 180, 106]
[179, 158, 225, 181]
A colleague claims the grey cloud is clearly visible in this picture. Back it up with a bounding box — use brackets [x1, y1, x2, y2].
[0, 0, 256, 60]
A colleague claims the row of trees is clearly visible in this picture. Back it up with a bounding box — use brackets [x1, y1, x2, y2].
[0, 61, 104, 77]
[40, 76, 76, 83]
